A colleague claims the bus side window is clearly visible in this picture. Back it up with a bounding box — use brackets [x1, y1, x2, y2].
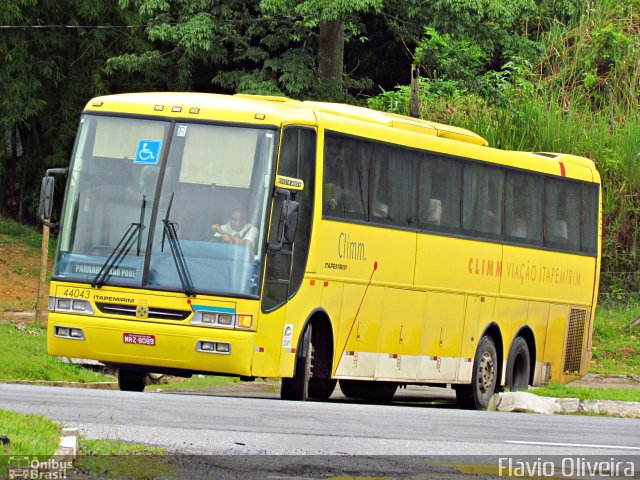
[463, 163, 503, 236]
[323, 134, 370, 220]
[505, 171, 543, 244]
[418, 155, 461, 231]
[580, 184, 599, 254]
[544, 178, 580, 251]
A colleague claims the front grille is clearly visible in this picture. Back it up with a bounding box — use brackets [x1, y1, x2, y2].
[95, 303, 191, 321]
[563, 308, 588, 374]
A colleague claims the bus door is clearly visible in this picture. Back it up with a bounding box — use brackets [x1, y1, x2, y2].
[257, 127, 317, 378]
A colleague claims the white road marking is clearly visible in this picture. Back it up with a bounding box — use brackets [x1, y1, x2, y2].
[506, 440, 640, 451]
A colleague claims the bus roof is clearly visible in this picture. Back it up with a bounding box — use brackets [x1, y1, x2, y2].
[85, 92, 597, 178]
[85, 92, 488, 146]
[302, 101, 488, 147]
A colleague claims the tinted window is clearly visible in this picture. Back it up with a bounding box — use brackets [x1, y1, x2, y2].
[321, 131, 598, 257]
[418, 155, 462, 231]
[505, 171, 543, 245]
[544, 178, 580, 251]
[324, 134, 371, 220]
[463, 164, 504, 236]
[580, 184, 599, 254]
[371, 144, 417, 227]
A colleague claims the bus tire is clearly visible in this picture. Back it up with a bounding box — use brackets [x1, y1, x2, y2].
[281, 324, 313, 401]
[339, 380, 398, 402]
[506, 336, 530, 392]
[118, 369, 146, 392]
[309, 378, 337, 399]
[455, 335, 498, 410]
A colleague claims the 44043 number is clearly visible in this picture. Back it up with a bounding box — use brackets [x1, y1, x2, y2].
[62, 288, 91, 300]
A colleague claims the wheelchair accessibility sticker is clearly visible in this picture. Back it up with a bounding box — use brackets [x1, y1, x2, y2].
[134, 139, 162, 165]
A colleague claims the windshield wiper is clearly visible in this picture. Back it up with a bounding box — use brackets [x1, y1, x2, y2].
[162, 193, 196, 297]
[92, 197, 146, 288]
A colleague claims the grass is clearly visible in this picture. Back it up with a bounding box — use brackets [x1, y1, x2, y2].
[0, 216, 56, 256]
[0, 319, 240, 391]
[591, 303, 640, 375]
[0, 409, 60, 478]
[0, 407, 173, 479]
[0, 321, 114, 383]
[532, 384, 640, 402]
[157, 374, 240, 392]
[74, 438, 173, 479]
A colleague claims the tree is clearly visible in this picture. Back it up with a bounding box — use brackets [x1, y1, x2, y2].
[0, 0, 150, 221]
[260, 0, 382, 100]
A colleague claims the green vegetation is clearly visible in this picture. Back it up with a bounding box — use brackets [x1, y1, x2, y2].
[591, 304, 640, 375]
[158, 374, 240, 392]
[0, 216, 47, 252]
[0, 409, 60, 478]
[532, 384, 640, 403]
[0, 408, 172, 479]
[74, 438, 173, 479]
[0, 215, 55, 311]
[0, 321, 114, 383]
[79, 438, 165, 456]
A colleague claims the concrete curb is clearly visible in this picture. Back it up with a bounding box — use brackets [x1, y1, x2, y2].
[54, 427, 78, 462]
[488, 391, 640, 418]
[5, 380, 118, 389]
[25, 428, 78, 477]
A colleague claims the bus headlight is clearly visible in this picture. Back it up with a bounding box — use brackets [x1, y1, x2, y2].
[49, 297, 94, 315]
[196, 340, 231, 354]
[190, 312, 254, 331]
[54, 326, 85, 340]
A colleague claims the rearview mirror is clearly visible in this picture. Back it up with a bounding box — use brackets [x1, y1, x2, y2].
[39, 168, 68, 229]
[280, 199, 299, 244]
[39, 176, 55, 221]
[268, 188, 300, 252]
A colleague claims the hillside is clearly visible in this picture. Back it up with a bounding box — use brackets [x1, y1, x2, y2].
[0, 219, 50, 314]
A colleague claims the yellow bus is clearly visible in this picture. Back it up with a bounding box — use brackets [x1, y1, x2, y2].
[43, 93, 601, 409]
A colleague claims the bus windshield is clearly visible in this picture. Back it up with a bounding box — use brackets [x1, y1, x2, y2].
[54, 114, 276, 297]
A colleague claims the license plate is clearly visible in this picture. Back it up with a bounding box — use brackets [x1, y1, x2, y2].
[123, 333, 156, 346]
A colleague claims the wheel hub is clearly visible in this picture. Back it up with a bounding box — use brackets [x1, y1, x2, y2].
[478, 351, 495, 393]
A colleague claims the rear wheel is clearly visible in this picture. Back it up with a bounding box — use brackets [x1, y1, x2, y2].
[455, 335, 498, 409]
[339, 379, 398, 403]
[309, 378, 337, 399]
[118, 369, 147, 392]
[506, 336, 530, 391]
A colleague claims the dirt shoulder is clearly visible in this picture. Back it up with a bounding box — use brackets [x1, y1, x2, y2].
[568, 373, 640, 389]
[0, 240, 45, 313]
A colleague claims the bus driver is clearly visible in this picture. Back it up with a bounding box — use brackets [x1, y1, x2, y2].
[211, 209, 258, 249]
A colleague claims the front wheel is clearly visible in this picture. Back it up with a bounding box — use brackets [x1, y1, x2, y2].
[281, 325, 313, 400]
[118, 368, 147, 392]
[455, 335, 498, 410]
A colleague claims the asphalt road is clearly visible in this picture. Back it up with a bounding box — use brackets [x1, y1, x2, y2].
[1, 383, 639, 478]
